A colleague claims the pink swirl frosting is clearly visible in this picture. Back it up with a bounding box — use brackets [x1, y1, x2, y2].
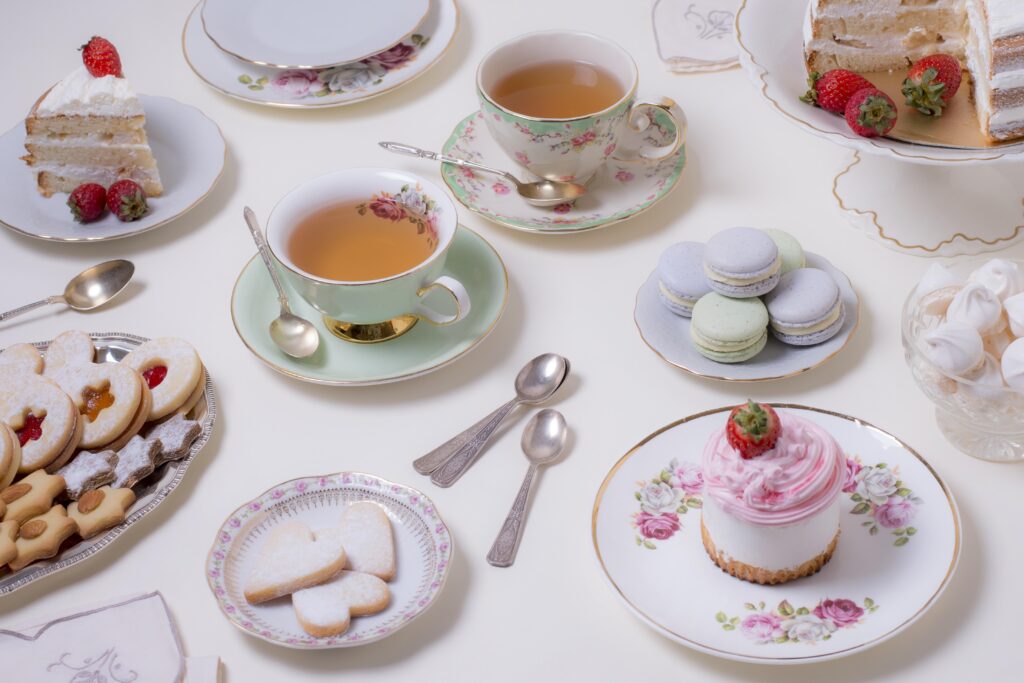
[702, 412, 844, 526]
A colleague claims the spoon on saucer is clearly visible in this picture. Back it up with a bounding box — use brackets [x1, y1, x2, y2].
[419, 353, 570, 485]
[242, 206, 320, 359]
[0, 259, 134, 323]
[379, 141, 587, 207]
[487, 409, 568, 567]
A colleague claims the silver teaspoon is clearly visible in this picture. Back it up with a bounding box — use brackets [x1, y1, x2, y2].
[379, 141, 587, 207]
[0, 259, 134, 323]
[487, 409, 568, 567]
[243, 206, 320, 359]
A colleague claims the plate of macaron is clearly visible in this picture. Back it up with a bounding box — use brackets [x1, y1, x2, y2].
[635, 227, 859, 381]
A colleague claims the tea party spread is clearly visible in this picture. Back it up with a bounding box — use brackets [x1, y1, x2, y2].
[0, 0, 1020, 681]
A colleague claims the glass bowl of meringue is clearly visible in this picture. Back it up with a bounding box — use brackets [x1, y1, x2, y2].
[902, 258, 1024, 462]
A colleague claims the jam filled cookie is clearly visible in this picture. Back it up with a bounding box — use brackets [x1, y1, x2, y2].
[146, 413, 202, 466]
[1, 470, 66, 525]
[57, 449, 118, 500]
[8, 504, 77, 572]
[0, 343, 44, 375]
[68, 486, 135, 539]
[50, 363, 145, 450]
[0, 423, 21, 489]
[0, 377, 80, 474]
[42, 330, 95, 377]
[0, 519, 17, 568]
[122, 338, 203, 421]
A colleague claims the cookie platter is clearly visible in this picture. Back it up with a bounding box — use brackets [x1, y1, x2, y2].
[0, 332, 216, 596]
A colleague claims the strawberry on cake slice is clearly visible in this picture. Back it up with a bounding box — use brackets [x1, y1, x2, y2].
[22, 37, 163, 198]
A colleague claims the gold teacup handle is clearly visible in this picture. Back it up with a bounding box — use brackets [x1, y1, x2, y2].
[414, 275, 472, 326]
[616, 97, 688, 163]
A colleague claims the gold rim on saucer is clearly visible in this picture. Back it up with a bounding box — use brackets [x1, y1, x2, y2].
[325, 315, 419, 344]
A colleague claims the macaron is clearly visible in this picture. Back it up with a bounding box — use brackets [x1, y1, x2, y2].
[763, 268, 845, 346]
[689, 292, 769, 363]
[763, 229, 806, 275]
[656, 242, 713, 317]
[703, 227, 781, 298]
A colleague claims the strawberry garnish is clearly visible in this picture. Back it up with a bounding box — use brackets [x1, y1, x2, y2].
[80, 36, 123, 78]
[726, 400, 781, 460]
[901, 53, 962, 117]
[800, 69, 875, 115]
[67, 183, 107, 223]
[106, 179, 148, 221]
[844, 87, 897, 138]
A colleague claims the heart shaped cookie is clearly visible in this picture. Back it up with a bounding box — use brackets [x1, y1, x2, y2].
[339, 502, 396, 581]
[42, 330, 95, 376]
[244, 522, 347, 605]
[292, 570, 391, 637]
[0, 343, 43, 376]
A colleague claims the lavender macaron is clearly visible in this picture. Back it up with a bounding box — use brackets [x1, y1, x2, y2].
[657, 242, 712, 317]
[763, 268, 845, 346]
[703, 227, 781, 298]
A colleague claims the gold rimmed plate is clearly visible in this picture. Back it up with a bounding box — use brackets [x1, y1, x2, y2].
[592, 404, 960, 664]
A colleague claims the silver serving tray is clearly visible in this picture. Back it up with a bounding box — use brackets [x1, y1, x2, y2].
[0, 332, 216, 596]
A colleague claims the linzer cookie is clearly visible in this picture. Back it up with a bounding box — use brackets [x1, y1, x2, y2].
[0, 343, 44, 375]
[9, 504, 78, 571]
[112, 435, 160, 489]
[57, 449, 118, 500]
[1, 470, 65, 525]
[0, 422, 21, 489]
[0, 376, 80, 474]
[122, 338, 203, 421]
[68, 486, 135, 539]
[42, 330, 95, 376]
[50, 362, 145, 450]
[0, 519, 17, 568]
[145, 413, 202, 466]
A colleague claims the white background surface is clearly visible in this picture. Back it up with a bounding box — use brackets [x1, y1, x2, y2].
[1, 1, 1021, 681]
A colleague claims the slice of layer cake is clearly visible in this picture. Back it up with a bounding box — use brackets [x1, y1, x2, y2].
[804, 0, 1024, 142]
[22, 38, 163, 197]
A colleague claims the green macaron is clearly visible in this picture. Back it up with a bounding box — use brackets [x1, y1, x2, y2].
[763, 229, 806, 275]
[690, 292, 769, 363]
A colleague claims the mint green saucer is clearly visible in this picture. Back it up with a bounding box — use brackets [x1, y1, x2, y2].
[231, 225, 508, 385]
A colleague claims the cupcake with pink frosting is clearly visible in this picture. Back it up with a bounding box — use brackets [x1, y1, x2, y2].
[701, 401, 845, 585]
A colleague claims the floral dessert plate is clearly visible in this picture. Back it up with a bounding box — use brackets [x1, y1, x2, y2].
[231, 225, 507, 386]
[0, 96, 224, 242]
[206, 472, 452, 649]
[592, 405, 960, 664]
[200, 0, 429, 69]
[736, 0, 1024, 165]
[0, 333, 217, 596]
[441, 109, 686, 234]
[183, 0, 458, 109]
[635, 252, 858, 381]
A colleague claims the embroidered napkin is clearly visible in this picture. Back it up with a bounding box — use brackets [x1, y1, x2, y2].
[653, 0, 740, 73]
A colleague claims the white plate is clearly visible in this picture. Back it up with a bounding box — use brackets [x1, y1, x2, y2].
[634, 252, 859, 381]
[735, 0, 1024, 165]
[184, 0, 458, 109]
[592, 405, 961, 664]
[200, 0, 430, 69]
[0, 95, 225, 243]
[205, 472, 452, 649]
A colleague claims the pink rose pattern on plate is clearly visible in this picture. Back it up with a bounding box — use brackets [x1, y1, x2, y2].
[718, 598, 878, 644]
[631, 458, 703, 549]
[844, 455, 923, 546]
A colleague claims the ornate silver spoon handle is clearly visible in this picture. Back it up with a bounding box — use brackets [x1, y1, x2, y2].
[429, 398, 520, 487]
[414, 404, 513, 474]
[379, 142, 520, 186]
[0, 296, 60, 323]
[486, 463, 539, 567]
[243, 206, 292, 313]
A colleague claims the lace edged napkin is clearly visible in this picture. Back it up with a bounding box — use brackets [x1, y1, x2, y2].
[653, 0, 740, 73]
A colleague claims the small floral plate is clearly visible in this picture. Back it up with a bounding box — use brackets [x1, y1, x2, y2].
[440, 109, 686, 234]
[182, 0, 458, 109]
[206, 472, 453, 650]
[592, 405, 960, 664]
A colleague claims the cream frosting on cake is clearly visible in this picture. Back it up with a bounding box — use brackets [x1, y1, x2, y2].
[804, 0, 1024, 142]
[701, 411, 844, 583]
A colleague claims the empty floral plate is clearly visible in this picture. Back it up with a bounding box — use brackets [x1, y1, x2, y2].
[183, 0, 458, 109]
[592, 405, 960, 664]
[206, 472, 452, 649]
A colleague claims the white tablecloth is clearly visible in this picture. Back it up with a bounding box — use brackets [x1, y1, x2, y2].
[1, 1, 1020, 680]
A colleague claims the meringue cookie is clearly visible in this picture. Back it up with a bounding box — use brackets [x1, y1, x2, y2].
[919, 285, 959, 317]
[961, 353, 1007, 401]
[915, 263, 961, 299]
[946, 283, 1007, 336]
[983, 328, 1014, 358]
[968, 259, 1024, 302]
[1002, 338, 1024, 392]
[921, 321, 985, 377]
[1005, 292, 1024, 338]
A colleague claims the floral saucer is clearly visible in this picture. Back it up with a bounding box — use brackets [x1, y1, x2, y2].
[230, 225, 507, 385]
[0, 96, 225, 242]
[592, 405, 960, 664]
[440, 109, 686, 234]
[182, 0, 459, 109]
[634, 252, 859, 381]
[206, 472, 452, 649]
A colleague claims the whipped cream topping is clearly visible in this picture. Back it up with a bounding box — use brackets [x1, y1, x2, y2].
[968, 258, 1024, 302]
[702, 412, 844, 527]
[1005, 292, 1024, 338]
[987, 0, 1024, 41]
[37, 66, 143, 118]
[946, 282, 1007, 336]
[1002, 338, 1024, 392]
[921, 321, 985, 377]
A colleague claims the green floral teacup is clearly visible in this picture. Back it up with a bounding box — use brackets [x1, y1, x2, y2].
[266, 168, 471, 343]
[477, 30, 686, 183]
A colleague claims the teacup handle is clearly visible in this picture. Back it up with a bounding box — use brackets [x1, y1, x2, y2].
[615, 97, 688, 162]
[414, 276, 472, 326]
